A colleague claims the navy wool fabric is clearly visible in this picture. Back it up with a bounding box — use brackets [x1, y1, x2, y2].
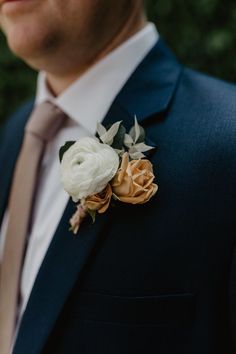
[0, 39, 236, 354]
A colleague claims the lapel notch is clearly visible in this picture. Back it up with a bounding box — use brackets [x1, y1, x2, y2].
[114, 38, 183, 124]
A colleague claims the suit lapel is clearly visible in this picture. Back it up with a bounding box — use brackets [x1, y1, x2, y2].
[13, 39, 182, 354]
[13, 198, 113, 354]
[113, 38, 183, 122]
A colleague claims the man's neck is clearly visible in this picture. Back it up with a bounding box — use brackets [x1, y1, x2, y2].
[46, 11, 147, 97]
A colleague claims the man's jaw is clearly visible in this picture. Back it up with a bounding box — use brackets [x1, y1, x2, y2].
[0, 0, 25, 3]
[0, 0, 36, 16]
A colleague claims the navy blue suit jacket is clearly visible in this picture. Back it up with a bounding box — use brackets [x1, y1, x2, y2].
[0, 39, 236, 354]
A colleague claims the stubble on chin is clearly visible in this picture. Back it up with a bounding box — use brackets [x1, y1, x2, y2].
[1, 15, 61, 70]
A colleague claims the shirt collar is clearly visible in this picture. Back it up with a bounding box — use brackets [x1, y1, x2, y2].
[35, 22, 159, 135]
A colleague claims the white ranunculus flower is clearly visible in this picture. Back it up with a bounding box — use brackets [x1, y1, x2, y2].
[60, 137, 119, 202]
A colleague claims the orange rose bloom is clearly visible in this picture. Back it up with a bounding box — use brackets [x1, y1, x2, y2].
[111, 153, 158, 204]
[84, 184, 112, 214]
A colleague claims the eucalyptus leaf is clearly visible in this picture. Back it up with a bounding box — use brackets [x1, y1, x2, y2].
[129, 123, 137, 142]
[129, 116, 145, 143]
[124, 133, 134, 148]
[111, 124, 126, 149]
[136, 126, 146, 143]
[134, 116, 141, 143]
[96, 122, 107, 137]
[114, 148, 125, 157]
[129, 151, 146, 159]
[100, 121, 122, 145]
[131, 142, 155, 153]
[59, 141, 76, 162]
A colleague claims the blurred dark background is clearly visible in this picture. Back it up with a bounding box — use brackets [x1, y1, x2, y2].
[0, 0, 236, 123]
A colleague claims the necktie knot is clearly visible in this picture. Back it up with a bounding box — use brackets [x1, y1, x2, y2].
[25, 101, 66, 142]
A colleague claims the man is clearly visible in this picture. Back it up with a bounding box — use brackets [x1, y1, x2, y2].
[0, 0, 235, 353]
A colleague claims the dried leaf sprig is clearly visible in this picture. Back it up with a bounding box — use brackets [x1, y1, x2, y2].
[97, 116, 155, 159]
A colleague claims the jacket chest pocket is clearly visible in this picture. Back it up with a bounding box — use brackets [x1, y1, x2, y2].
[73, 291, 196, 327]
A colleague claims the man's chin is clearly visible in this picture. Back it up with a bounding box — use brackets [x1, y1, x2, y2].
[3, 25, 42, 65]
[6, 35, 33, 61]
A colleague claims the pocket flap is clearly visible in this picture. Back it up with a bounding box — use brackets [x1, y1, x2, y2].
[74, 292, 195, 327]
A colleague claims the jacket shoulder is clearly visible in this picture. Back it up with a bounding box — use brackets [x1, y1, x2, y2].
[179, 67, 236, 116]
[175, 68, 236, 145]
[0, 99, 34, 144]
[0, 99, 34, 161]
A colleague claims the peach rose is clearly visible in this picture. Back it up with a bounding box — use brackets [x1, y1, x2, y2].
[84, 184, 112, 214]
[111, 153, 158, 204]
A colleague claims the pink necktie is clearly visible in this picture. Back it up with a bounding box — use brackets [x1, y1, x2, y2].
[0, 101, 66, 354]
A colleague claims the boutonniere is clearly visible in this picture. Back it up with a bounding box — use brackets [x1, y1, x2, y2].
[59, 117, 158, 234]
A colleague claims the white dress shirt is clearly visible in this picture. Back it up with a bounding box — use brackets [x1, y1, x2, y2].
[0, 23, 159, 320]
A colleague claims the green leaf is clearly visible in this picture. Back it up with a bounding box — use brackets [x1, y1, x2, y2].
[111, 124, 126, 150]
[59, 141, 76, 162]
[136, 126, 146, 143]
[87, 209, 96, 223]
